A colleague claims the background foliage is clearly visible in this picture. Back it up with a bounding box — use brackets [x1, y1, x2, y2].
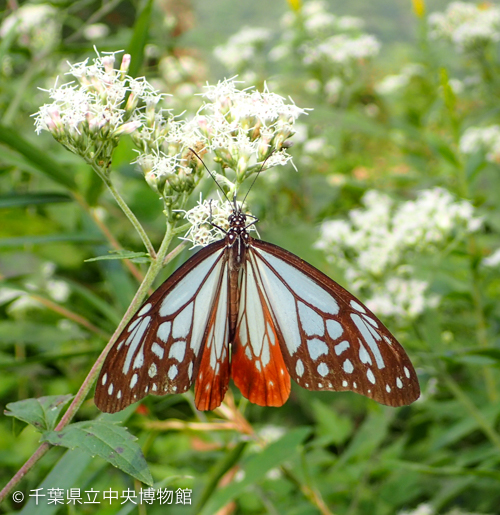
[1, 0, 500, 514]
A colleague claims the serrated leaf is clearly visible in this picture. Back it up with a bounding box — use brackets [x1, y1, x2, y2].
[200, 427, 311, 515]
[85, 250, 151, 263]
[4, 395, 73, 432]
[41, 420, 153, 485]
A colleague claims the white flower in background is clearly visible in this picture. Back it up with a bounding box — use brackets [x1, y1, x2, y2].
[375, 64, 425, 95]
[483, 248, 500, 267]
[214, 26, 272, 71]
[429, 2, 500, 53]
[0, 4, 61, 53]
[180, 196, 256, 248]
[316, 188, 481, 320]
[398, 503, 434, 515]
[459, 125, 500, 163]
[82, 23, 110, 41]
[302, 34, 380, 66]
[368, 278, 439, 319]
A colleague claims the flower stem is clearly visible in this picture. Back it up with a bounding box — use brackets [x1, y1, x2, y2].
[93, 167, 156, 258]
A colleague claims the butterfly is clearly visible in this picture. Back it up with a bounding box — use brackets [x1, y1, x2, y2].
[94, 204, 420, 413]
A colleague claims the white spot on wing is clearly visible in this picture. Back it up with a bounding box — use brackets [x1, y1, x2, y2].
[317, 362, 329, 377]
[101, 373, 107, 386]
[350, 300, 366, 313]
[367, 369, 376, 384]
[157, 322, 171, 343]
[169, 340, 186, 362]
[148, 363, 157, 378]
[151, 342, 164, 359]
[122, 316, 151, 374]
[343, 359, 354, 374]
[326, 319, 343, 340]
[342, 380, 348, 387]
[108, 383, 113, 395]
[334, 340, 350, 355]
[396, 377, 403, 388]
[404, 366, 410, 378]
[117, 390, 122, 399]
[137, 303, 152, 317]
[359, 343, 372, 365]
[188, 362, 193, 380]
[298, 302, 325, 337]
[296, 359, 305, 377]
[168, 364, 178, 380]
[172, 303, 194, 339]
[307, 338, 328, 360]
[130, 374, 138, 389]
[386, 384, 391, 393]
[351, 313, 385, 369]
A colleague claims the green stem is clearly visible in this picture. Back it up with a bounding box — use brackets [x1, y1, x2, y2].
[94, 167, 156, 258]
[441, 371, 500, 453]
[0, 221, 176, 504]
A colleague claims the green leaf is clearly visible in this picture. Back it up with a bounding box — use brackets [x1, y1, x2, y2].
[4, 395, 73, 432]
[85, 249, 151, 263]
[311, 399, 354, 446]
[0, 233, 104, 248]
[0, 124, 76, 190]
[41, 420, 153, 485]
[126, 0, 154, 80]
[200, 427, 311, 515]
[18, 408, 137, 515]
[0, 192, 73, 208]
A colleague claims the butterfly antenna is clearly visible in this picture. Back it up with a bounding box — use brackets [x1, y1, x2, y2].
[189, 148, 231, 204]
[241, 153, 274, 207]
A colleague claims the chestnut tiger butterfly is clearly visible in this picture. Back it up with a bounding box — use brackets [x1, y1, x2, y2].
[94, 200, 420, 413]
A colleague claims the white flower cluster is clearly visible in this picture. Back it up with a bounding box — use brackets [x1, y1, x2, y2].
[375, 64, 425, 96]
[459, 125, 500, 163]
[282, 1, 365, 38]
[316, 188, 481, 320]
[132, 78, 305, 204]
[302, 34, 380, 67]
[195, 79, 305, 179]
[34, 52, 160, 163]
[214, 26, 272, 72]
[0, 4, 61, 54]
[180, 196, 256, 248]
[429, 2, 500, 53]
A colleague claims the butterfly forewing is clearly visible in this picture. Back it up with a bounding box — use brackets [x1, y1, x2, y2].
[95, 240, 227, 413]
[249, 240, 420, 407]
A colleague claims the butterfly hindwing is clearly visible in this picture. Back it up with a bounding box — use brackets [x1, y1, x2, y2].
[249, 239, 420, 407]
[94, 240, 227, 413]
[231, 255, 291, 407]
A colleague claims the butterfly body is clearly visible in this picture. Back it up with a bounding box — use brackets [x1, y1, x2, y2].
[95, 210, 420, 413]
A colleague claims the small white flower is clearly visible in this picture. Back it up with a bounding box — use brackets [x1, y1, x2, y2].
[180, 196, 256, 248]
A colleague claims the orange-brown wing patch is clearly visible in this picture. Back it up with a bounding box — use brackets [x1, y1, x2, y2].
[231, 259, 291, 407]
